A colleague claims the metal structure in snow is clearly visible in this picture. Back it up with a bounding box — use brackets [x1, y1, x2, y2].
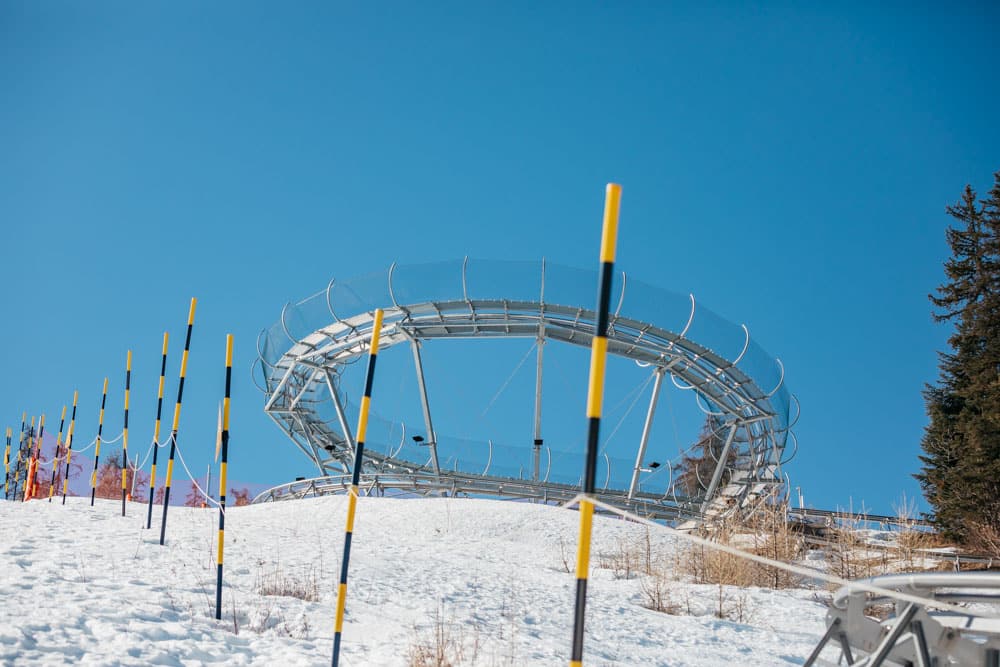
[254, 258, 798, 524]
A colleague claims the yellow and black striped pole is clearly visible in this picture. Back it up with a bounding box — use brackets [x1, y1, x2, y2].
[215, 334, 233, 620]
[8, 413, 25, 500]
[27, 414, 45, 500]
[62, 392, 78, 504]
[570, 183, 621, 667]
[48, 405, 67, 501]
[332, 308, 384, 667]
[14, 416, 30, 501]
[3, 427, 11, 499]
[91, 378, 109, 506]
[121, 350, 132, 515]
[160, 298, 197, 545]
[147, 332, 169, 529]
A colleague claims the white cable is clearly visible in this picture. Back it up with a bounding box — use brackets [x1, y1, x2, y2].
[99, 431, 125, 445]
[171, 438, 223, 512]
[479, 341, 537, 418]
[564, 493, 999, 619]
[129, 438, 158, 472]
[599, 372, 654, 454]
[68, 437, 98, 455]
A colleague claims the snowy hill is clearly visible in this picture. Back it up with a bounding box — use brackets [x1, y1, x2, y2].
[0, 495, 829, 665]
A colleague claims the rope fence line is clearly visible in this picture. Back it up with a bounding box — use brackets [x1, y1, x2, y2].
[170, 434, 224, 513]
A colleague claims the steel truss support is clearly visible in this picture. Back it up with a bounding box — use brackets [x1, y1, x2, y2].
[627, 366, 665, 500]
[700, 422, 740, 512]
[532, 335, 544, 482]
[323, 369, 355, 472]
[410, 338, 442, 479]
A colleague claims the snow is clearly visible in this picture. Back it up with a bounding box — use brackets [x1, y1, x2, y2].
[0, 495, 831, 665]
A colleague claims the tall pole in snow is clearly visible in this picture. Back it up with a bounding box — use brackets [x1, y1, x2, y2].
[569, 183, 620, 667]
[215, 334, 233, 620]
[147, 332, 169, 528]
[160, 298, 197, 545]
[91, 379, 109, 506]
[48, 405, 66, 501]
[331, 308, 384, 667]
[62, 392, 78, 504]
[121, 350, 132, 515]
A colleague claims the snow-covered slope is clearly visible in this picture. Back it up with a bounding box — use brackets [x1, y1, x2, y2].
[0, 495, 828, 665]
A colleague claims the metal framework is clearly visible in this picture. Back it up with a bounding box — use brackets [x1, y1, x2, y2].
[805, 572, 1000, 666]
[254, 259, 796, 523]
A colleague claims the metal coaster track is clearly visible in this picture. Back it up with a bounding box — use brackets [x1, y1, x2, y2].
[255, 259, 796, 524]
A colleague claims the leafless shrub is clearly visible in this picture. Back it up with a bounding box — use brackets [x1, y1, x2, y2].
[598, 529, 654, 580]
[686, 499, 805, 589]
[639, 570, 680, 614]
[254, 561, 320, 601]
[407, 605, 480, 667]
[556, 536, 572, 574]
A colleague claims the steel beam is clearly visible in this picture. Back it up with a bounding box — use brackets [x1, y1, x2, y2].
[532, 335, 544, 482]
[700, 422, 739, 512]
[627, 366, 665, 500]
[410, 338, 441, 479]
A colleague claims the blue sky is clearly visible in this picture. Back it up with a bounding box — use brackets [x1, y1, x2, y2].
[2, 2, 998, 515]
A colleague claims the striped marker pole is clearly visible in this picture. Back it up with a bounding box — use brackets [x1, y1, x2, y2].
[3, 428, 11, 499]
[14, 417, 30, 501]
[121, 350, 132, 515]
[7, 415, 24, 500]
[27, 414, 45, 500]
[215, 334, 233, 620]
[91, 378, 109, 506]
[12, 414, 26, 500]
[62, 392, 78, 504]
[570, 183, 621, 667]
[331, 308, 384, 667]
[48, 405, 67, 501]
[147, 332, 169, 529]
[160, 298, 197, 545]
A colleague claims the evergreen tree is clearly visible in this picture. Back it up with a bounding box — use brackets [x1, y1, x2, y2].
[916, 172, 1000, 544]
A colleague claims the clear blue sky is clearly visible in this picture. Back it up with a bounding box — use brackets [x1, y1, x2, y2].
[2, 2, 997, 515]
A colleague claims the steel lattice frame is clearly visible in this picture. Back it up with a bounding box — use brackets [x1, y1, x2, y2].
[255, 259, 796, 523]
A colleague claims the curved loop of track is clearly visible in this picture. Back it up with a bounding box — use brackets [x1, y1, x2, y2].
[258, 261, 796, 523]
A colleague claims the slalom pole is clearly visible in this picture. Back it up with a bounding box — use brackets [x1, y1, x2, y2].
[147, 332, 169, 528]
[332, 308, 384, 667]
[14, 416, 30, 501]
[160, 297, 197, 545]
[27, 414, 45, 500]
[48, 405, 67, 501]
[215, 334, 233, 620]
[62, 392, 78, 504]
[569, 183, 621, 667]
[121, 350, 132, 515]
[3, 427, 10, 499]
[91, 378, 109, 506]
[11, 414, 25, 500]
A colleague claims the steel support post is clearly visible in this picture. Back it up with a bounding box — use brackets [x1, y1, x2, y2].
[532, 336, 544, 482]
[410, 338, 441, 478]
[700, 422, 739, 512]
[324, 369, 356, 470]
[627, 367, 665, 500]
[867, 603, 919, 667]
